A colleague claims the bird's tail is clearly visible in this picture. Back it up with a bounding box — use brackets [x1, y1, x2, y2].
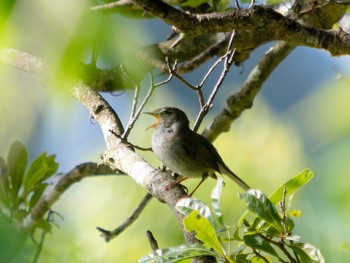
[219, 163, 250, 191]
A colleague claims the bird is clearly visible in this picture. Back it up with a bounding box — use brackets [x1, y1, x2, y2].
[145, 107, 250, 195]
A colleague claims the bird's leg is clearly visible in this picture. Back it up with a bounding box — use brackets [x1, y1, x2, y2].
[188, 173, 209, 197]
[165, 177, 189, 194]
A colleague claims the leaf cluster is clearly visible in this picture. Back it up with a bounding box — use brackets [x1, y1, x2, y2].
[0, 141, 58, 260]
[140, 170, 324, 262]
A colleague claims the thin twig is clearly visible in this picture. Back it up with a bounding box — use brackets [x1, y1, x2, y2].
[146, 230, 159, 251]
[248, 0, 255, 9]
[165, 58, 198, 91]
[253, 249, 269, 263]
[280, 186, 287, 225]
[235, 0, 241, 10]
[97, 193, 153, 242]
[197, 52, 230, 89]
[154, 72, 173, 87]
[122, 84, 140, 139]
[122, 73, 157, 139]
[193, 32, 236, 132]
[201, 42, 295, 142]
[257, 234, 296, 263]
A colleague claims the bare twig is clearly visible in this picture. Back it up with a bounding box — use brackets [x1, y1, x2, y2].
[235, 0, 241, 10]
[146, 230, 160, 251]
[165, 58, 198, 91]
[253, 250, 269, 263]
[97, 193, 153, 242]
[257, 233, 296, 263]
[248, 0, 255, 9]
[122, 73, 159, 139]
[193, 32, 237, 132]
[122, 84, 140, 139]
[280, 186, 287, 222]
[196, 52, 229, 90]
[202, 41, 295, 142]
[154, 72, 173, 87]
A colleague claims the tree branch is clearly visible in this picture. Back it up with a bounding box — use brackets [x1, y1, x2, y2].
[97, 193, 153, 242]
[71, 82, 213, 262]
[21, 163, 115, 231]
[131, 0, 350, 56]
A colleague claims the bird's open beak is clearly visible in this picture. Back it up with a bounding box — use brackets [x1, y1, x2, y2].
[144, 112, 160, 130]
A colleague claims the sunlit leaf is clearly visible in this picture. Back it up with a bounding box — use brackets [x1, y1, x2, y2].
[243, 232, 278, 256]
[138, 243, 221, 263]
[0, 156, 10, 207]
[176, 197, 215, 227]
[28, 184, 46, 210]
[284, 217, 294, 233]
[341, 242, 350, 252]
[7, 141, 27, 199]
[211, 177, 225, 227]
[23, 152, 58, 196]
[184, 210, 224, 256]
[239, 190, 283, 233]
[287, 243, 325, 263]
[216, 0, 230, 10]
[36, 218, 52, 233]
[266, 0, 283, 5]
[289, 209, 302, 218]
[0, 0, 16, 38]
[269, 169, 314, 205]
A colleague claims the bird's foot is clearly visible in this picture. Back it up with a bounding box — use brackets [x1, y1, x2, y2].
[165, 180, 188, 194]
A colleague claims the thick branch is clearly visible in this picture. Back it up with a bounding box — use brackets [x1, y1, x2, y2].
[131, 1, 350, 56]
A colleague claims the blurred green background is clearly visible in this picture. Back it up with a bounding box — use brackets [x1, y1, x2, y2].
[1, 0, 350, 262]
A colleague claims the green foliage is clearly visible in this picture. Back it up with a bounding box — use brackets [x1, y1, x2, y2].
[139, 170, 325, 263]
[0, 141, 58, 261]
[0, 141, 58, 220]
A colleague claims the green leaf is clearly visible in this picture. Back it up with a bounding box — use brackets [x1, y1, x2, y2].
[0, 156, 10, 208]
[215, 0, 230, 11]
[239, 190, 283, 233]
[0, 215, 28, 262]
[36, 218, 52, 233]
[138, 243, 221, 263]
[211, 177, 225, 227]
[23, 152, 58, 196]
[176, 197, 215, 227]
[341, 241, 350, 252]
[7, 141, 27, 199]
[287, 243, 325, 263]
[28, 183, 46, 210]
[243, 232, 278, 257]
[269, 169, 314, 205]
[289, 209, 302, 218]
[184, 210, 224, 256]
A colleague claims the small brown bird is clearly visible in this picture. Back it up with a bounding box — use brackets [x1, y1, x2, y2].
[145, 107, 250, 195]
